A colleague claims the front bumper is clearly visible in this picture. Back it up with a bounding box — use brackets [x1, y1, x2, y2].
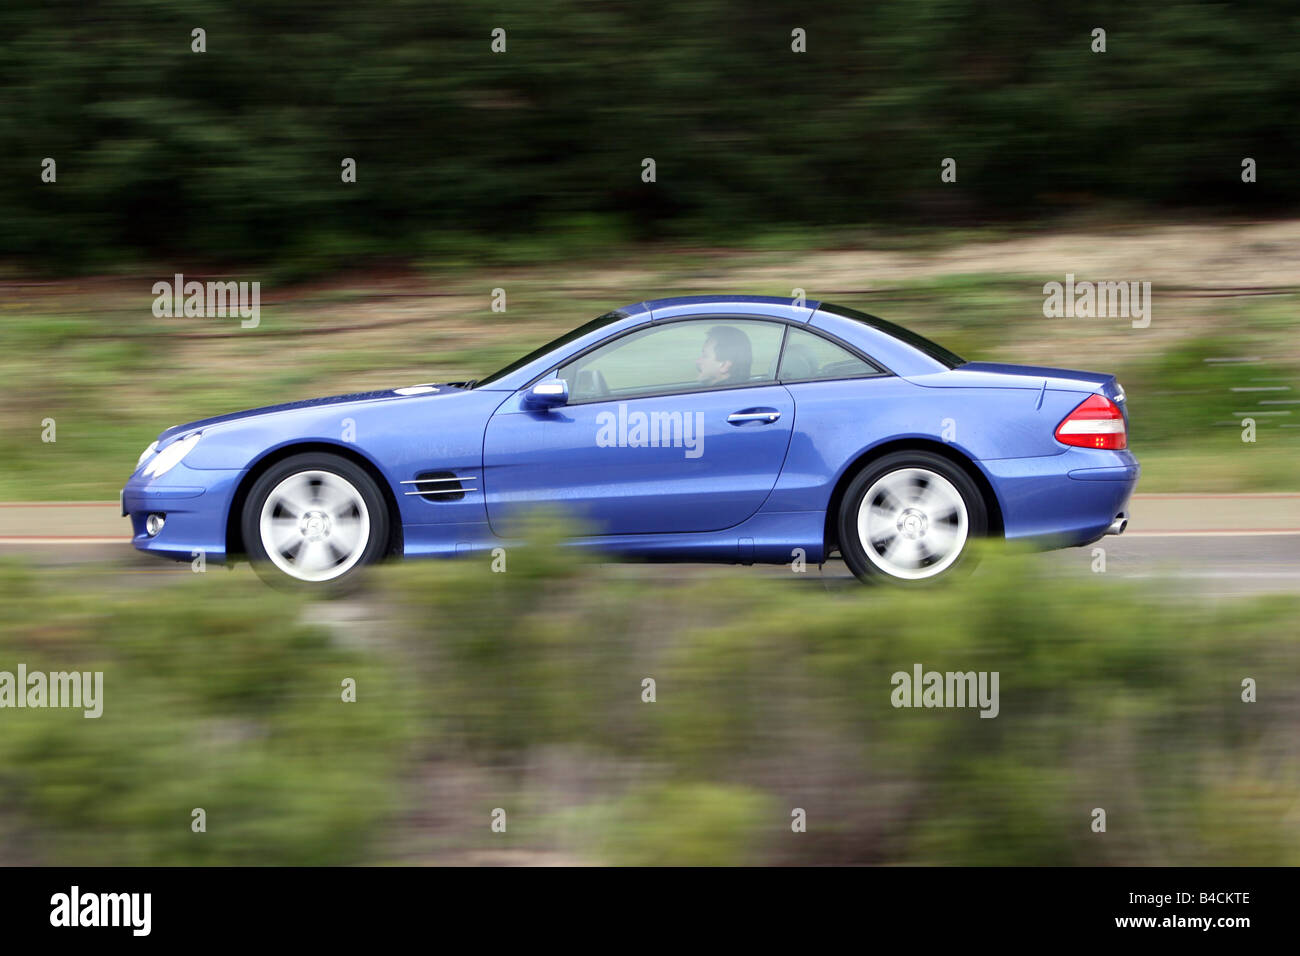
[121, 462, 243, 561]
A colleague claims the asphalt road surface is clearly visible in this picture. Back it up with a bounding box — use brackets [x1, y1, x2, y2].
[1, 494, 1297, 598]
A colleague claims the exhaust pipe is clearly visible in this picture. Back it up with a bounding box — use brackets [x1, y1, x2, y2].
[1106, 513, 1128, 536]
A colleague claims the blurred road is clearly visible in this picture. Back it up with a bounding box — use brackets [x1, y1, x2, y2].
[2, 495, 1298, 598]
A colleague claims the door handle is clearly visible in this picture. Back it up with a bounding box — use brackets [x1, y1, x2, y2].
[727, 410, 781, 424]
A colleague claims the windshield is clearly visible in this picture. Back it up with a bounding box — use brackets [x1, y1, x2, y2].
[819, 302, 966, 369]
[472, 310, 629, 388]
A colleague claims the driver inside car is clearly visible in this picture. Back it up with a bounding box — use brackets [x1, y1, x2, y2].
[695, 325, 753, 387]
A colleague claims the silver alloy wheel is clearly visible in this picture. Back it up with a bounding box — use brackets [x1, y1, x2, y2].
[856, 467, 969, 580]
[258, 469, 371, 582]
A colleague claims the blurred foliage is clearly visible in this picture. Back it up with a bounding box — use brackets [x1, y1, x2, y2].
[8, 523, 1286, 865]
[1120, 333, 1300, 489]
[1127, 335, 1294, 445]
[1, 0, 1297, 272]
[2, 273, 1297, 499]
[0, 562, 415, 864]
[1, 0, 1297, 869]
[575, 783, 771, 866]
[395, 529, 1300, 865]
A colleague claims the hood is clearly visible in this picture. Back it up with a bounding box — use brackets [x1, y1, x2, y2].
[155, 383, 466, 444]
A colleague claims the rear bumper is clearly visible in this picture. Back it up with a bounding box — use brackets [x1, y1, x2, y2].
[982, 448, 1139, 548]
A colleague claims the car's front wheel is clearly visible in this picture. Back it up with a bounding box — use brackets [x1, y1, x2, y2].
[242, 453, 390, 588]
[838, 451, 987, 584]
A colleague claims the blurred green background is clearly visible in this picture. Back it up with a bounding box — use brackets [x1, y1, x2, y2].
[2, 530, 1296, 865]
[1, 0, 1297, 496]
[4, 264, 1298, 499]
[1, 0, 1297, 271]
[0, 1, 1298, 867]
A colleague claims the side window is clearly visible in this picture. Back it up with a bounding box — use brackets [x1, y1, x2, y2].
[558, 318, 785, 401]
[778, 328, 879, 382]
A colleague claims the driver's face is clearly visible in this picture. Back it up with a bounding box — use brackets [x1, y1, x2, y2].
[696, 338, 731, 385]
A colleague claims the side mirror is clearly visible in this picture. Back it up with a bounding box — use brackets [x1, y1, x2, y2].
[523, 378, 568, 410]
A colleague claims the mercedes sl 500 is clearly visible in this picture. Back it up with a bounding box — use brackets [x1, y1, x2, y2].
[122, 296, 1138, 586]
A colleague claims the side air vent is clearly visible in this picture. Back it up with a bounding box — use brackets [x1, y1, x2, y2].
[401, 471, 476, 502]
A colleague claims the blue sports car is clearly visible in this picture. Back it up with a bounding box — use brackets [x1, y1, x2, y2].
[123, 295, 1138, 586]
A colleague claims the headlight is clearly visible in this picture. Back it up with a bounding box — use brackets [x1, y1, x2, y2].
[143, 433, 202, 478]
[136, 441, 159, 468]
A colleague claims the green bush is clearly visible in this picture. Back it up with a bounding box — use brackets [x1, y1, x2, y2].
[2, 0, 1296, 271]
[0, 563, 417, 864]
[383, 537, 1300, 865]
[2, 530, 1296, 865]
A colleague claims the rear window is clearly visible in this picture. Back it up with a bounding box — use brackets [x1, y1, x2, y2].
[819, 303, 966, 369]
[778, 327, 881, 381]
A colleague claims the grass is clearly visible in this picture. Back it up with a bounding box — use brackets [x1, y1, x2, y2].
[1, 232, 1297, 498]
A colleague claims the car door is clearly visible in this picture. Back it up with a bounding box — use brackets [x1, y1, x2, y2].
[483, 317, 795, 535]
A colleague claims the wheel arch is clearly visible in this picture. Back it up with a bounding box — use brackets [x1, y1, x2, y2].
[822, 438, 1004, 557]
[225, 441, 404, 560]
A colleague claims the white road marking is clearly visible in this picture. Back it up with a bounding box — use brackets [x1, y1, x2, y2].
[1122, 572, 1300, 580]
[0, 536, 126, 544]
[1125, 530, 1300, 537]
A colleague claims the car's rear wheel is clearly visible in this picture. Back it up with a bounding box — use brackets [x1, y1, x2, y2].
[242, 453, 390, 588]
[838, 451, 987, 584]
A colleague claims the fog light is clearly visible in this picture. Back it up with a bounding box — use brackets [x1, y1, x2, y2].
[145, 513, 166, 536]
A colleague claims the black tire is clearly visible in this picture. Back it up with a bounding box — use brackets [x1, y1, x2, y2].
[241, 452, 391, 590]
[837, 450, 988, 585]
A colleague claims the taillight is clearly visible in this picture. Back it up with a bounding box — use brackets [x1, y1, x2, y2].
[1055, 393, 1127, 450]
